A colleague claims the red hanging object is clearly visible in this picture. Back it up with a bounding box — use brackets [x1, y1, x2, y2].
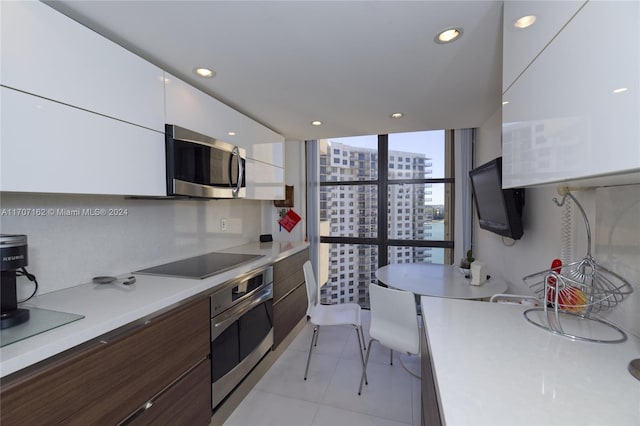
[278, 209, 301, 232]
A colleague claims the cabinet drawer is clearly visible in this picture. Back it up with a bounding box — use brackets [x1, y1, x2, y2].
[0, 296, 210, 425]
[273, 283, 308, 348]
[128, 359, 211, 426]
[273, 249, 309, 303]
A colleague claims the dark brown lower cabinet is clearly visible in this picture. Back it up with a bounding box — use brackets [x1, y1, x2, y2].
[0, 296, 211, 425]
[273, 283, 308, 346]
[273, 248, 309, 348]
[128, 359, 211, 425]
[421, 327, 443, 426]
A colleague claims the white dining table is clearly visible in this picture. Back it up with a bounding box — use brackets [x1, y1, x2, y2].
[375, 263, 508, 300]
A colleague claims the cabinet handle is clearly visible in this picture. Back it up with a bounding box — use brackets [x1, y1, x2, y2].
[118, 401, 154, 425]
[116, 357, 208, 425]
[98, 318, 152, 345]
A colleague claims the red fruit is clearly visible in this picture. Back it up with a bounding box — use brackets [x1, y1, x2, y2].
[547, 285, 587, 312]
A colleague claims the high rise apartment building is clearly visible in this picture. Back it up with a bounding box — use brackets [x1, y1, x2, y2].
[319, 140, 434, 306]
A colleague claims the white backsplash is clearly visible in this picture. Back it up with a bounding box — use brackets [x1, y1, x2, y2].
[594, 184, 640, 338]
[0, 192, 264, 297]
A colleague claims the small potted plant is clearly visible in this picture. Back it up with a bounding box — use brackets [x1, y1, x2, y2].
[460, 249, 475, 271]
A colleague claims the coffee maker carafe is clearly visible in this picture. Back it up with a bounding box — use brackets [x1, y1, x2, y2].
[1, 234, 31, 329]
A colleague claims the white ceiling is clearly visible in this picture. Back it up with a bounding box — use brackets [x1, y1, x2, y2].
[47, 1, 503, 141]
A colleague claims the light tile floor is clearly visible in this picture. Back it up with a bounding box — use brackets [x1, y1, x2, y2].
[224, 311, 421, 426]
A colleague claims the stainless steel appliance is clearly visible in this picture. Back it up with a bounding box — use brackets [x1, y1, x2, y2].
[165, 124, 246, 199]
[134, 252, 264, 279]
[1, 234, 30, 329]
[134, 252, 273, 409]
[210, 266, 273, 408]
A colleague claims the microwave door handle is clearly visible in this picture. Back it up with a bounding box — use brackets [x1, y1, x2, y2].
[230, 147, 242, 197]
[236, 153, 244, 196]
[228, 150, 235, 189]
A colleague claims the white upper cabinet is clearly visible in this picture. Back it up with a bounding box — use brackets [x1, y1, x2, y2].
[244, 159, 285, 200]
[1, 87, 166, 196]
[0, 1, 165, 132]
[502, 1, 586, 92]
[164, 73, 285, 198]
[249, 141, 285, 169]
[164, 73, 285, 167]
[502, 1, 640, 188]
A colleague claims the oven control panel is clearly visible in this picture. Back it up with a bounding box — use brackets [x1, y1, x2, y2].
[210, 266, 273, 317]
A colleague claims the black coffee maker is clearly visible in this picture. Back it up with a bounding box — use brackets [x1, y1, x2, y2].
[1, 234, 31, 329]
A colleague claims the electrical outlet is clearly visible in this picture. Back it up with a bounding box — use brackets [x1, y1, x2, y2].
[220, 218, 228, 232]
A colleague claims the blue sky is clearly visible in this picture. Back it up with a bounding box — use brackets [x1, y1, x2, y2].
[327, 129, 446, 204]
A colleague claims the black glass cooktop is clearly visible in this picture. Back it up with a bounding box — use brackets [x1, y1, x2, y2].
[134, 252, 264, 279]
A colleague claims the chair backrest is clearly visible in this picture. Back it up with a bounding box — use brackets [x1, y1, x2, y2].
[303, 260, 318, 316]
[368, 283, 420, 355]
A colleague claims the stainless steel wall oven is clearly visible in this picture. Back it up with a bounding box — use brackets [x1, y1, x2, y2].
[209, 266, 273, 409]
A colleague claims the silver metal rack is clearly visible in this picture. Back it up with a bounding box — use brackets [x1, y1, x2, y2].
[522, 190, 633, 343]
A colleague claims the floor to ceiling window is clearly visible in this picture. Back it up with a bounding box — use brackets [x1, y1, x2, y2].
[318, 130, 454, 307]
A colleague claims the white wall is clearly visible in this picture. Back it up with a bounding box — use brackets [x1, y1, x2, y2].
[594, 185, 640, 338]
[1, 193, 263, 297]
[475, 107, 639, 338]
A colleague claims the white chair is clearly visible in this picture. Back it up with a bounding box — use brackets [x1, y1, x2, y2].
[359, 283, 420, 395]
[302, 260, 367, 383]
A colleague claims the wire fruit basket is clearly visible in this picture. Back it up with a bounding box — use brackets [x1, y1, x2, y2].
[522, 191, 634, 343]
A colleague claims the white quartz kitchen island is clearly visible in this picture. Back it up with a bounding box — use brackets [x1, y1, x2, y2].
[420, 296, 640, 425]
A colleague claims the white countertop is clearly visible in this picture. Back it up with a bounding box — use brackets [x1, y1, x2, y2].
[420, 296, 640, 425]
[0, 241, 308, 378]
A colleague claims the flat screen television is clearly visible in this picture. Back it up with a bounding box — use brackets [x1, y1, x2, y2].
[469, 157, 525, 240]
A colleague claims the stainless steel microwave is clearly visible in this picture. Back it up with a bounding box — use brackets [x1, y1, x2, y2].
[165, 124, 246, 199]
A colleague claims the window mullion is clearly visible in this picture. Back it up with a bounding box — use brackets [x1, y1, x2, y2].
[378, 134, 389, 268]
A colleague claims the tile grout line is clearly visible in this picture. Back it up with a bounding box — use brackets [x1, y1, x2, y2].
[316, 331, 346, 404]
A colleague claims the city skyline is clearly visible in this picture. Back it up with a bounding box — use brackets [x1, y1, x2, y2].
[327, 129, 446, 204]
[319, 139, 441, 307]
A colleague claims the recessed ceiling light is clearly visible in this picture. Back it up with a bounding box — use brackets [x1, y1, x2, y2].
[435, 27, 463, 44]
[228, 131, 236, 136]
[612, 87, 628, 94]
[514, 15, 537, 29]
[502, 101, 510, 105]
[311, 121, 323, 126]
[390, 113, 404, 119]
[194, 67, 215, 78]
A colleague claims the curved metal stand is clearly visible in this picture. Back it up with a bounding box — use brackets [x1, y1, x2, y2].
[522, 190, 633, 343]
[523, 307, 627, 344]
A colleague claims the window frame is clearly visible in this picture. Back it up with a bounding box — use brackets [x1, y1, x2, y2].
[320, 131, 455, 269]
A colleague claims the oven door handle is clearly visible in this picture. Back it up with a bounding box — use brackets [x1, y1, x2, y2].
[211, 284, 273, 340]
